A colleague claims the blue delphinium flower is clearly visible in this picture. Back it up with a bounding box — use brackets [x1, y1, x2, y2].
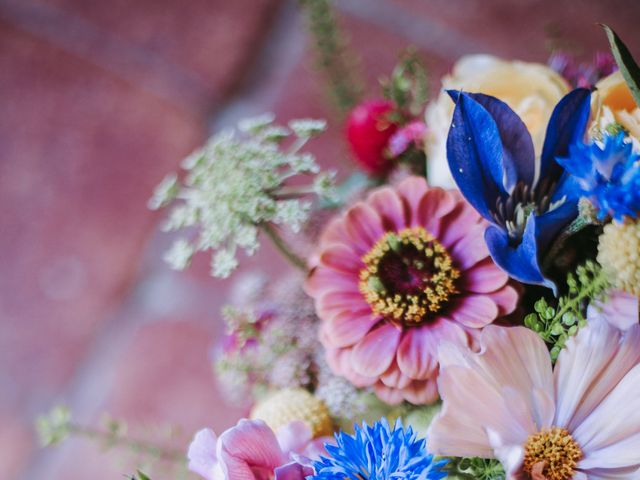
[557, 132, 640, 221]
[310, 418, 448, 480]
[446, 88, 591, 287]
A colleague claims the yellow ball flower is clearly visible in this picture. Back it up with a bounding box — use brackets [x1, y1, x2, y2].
[598, 220, 640, 296]
[250, 388, 334, 438]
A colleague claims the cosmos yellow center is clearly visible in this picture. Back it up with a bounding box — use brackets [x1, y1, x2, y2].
[358, 227, 459, 326]
[523, 427, 583, 480]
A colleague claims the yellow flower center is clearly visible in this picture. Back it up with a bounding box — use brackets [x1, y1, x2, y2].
[358, 227, 459, 326]
[523, 427, 583, 480]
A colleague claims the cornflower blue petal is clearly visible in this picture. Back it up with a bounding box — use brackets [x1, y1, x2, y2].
[558, 132, 640, 221]
[540, 88, 591, 182]
[446, 91, 506, 222]
[310, 419, 447, 480]
[448, 91, 536, 191]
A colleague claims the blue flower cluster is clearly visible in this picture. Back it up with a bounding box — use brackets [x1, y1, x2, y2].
[557, 132, 640, 221]
[310, 418, 447, 480]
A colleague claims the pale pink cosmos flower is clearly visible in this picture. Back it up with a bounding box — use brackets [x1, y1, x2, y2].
[428, 310, 640, 479]
[188, 419, 328, 480]
[587, 289, 638, 331]
[304, 176, 519, 404]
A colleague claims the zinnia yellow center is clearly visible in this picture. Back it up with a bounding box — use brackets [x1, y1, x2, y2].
[523, 427, 583, 480]
[358, 227, 459, 326]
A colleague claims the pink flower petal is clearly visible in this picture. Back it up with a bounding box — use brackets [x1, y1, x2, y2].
[416, 187, 457, 234]
[305, 267, 359, 298]
[555, 319, 640, 434]
[325, 347, 378, 388]
[450, 295, 499, 328]
[588, 290, 639, 330]
[319, 216, 350, 246]
[218, 419, 286, 480]
[344, 202, 384, 255]
[316, 290, 369, 320]
[572, 363, 640, 469]
[486, 285, 520, 316]
[396, 326, 438, 380]
[438, 201, 484, 248]
[373, 382, 406, 405]
[459, 259, 509, 293]
[402, 378, 439, 405]
[188, 428, 223, 480]
[276, 421, 313, 456]
[367, 186, 409, 231]
[379, 360, 413, 389]
[450, 224, 489, 270]
[396, 176, 430, 219]
[429, 326, 554, 458]
[322, 310, 379, 348]
[351, 323, 402, 377]
[319, 243, 363, 274]
[274, 462, 312, 480]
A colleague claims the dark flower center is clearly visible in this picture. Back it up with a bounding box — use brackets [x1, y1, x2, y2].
[358, 227, 459, 326]
[492, 179, 565, 242]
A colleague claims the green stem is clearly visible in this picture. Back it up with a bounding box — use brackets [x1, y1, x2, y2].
[69, 424, 185, 463]
[297, 0, 362, 115]
[262, 223, 308, 271]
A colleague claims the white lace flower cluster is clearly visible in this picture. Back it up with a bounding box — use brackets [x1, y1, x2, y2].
[149, 114, 335, 277]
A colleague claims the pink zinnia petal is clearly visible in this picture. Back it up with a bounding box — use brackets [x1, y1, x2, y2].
[322, 310, 378, 348]
[373, 382, 406, 405]
[344, 202, 384, 254]
[396, 176, 430, 220]
[396, 326, 438, 380]
[416, 188, 457, 234]
[351, 324, 402, 377]
[450, 224, 490, 270]
[319, 243, 363, 274]
[486, 285, 520, 316]
[459, 259, 509, 293]
[438, 201, 484, 248]
[367, 186, 409, 231]
[402, 378, 439, 405]
[449, 295, 499, 328]
[379, 360, 414, 389]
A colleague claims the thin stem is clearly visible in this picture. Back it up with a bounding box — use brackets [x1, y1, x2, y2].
[68, 423, 185, 463]
[261, 223, 308, 271]
[542, 215, 593, 271]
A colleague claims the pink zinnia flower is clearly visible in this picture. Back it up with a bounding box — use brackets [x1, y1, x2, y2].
[428, 315, 640, 479]
[188, 419, 327, 480]
[304, 176, 519, 404]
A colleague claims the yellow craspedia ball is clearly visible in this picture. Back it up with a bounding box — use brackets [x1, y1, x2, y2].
[250, 388, 334, 438]
[598, 220, 640, 296]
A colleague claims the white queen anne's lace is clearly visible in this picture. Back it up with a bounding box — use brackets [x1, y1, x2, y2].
[149, 115, 335, 278]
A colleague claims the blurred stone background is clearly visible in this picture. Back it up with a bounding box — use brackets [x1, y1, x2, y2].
[1, 0, 639, 478]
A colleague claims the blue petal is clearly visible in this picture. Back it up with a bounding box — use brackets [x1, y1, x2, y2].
[449, 91, 536, 191]
[484, 220, 549, 286]
[534, 200, 578, 252]
[540, 88, 591, 182]
[446, 91, 505, 222]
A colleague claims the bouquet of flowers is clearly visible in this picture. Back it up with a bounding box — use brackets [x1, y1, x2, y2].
[38, 16, 640, 480]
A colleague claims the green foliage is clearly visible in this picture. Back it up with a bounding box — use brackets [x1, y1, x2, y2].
[602, 24, 640, 108]
[381, 48, 429, 120]
[298, 0, 362, 114]
[444, 457, 505, 480]
[36, 405, 72, 447]
[131, 471, 152, 480]
[524, 260, 609, 361]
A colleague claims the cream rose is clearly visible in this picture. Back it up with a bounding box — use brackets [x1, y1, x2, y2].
[592, 70, 640, 148]
[424, 54, 570, 188]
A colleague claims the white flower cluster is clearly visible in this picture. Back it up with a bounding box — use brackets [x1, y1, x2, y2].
[149, 114, 336, 278]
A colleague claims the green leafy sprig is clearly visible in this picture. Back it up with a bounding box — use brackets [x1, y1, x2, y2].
[444, 457, 505, 480]
[381, 48, 429, 120]
[524, 260, 609, 361]
[601, 24, 640, 108]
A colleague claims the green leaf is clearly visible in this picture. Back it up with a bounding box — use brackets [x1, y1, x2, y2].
[601, 24, 640, 108]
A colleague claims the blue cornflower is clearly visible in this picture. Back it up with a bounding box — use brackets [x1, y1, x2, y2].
[310, 418, 448, 480]
[557, 132, 640, 221]
[446, 89, 591, 287]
